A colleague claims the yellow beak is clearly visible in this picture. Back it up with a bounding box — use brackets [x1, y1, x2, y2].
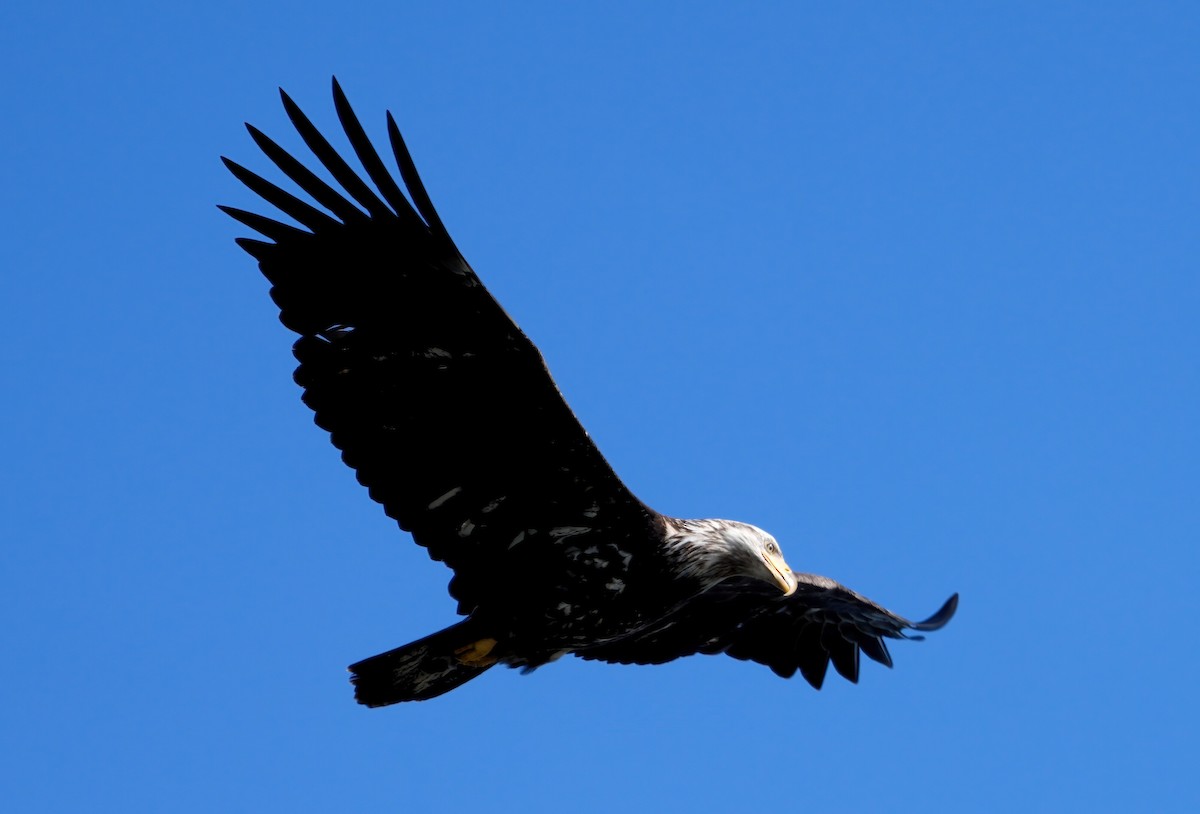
[765, 551, 798, 596]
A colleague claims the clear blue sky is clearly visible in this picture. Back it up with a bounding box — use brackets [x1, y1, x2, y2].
[3, 3, 1197, 811]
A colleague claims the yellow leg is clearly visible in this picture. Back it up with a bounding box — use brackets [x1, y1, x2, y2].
[454, 637, 499, 667]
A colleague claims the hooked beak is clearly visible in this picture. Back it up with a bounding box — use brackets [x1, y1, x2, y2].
[765, 550, 798, 596]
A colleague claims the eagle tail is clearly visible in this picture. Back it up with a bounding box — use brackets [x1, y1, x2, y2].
[348, 619, 497, 706]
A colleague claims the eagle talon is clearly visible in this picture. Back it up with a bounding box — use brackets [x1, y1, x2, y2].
[454, 638, 499, 667]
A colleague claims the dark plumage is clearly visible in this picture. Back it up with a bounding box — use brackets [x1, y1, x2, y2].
[222, 79, 957, 705]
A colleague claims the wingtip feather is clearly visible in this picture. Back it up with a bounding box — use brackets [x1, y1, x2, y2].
[859, 635, 894, 668]
[234, 236, 274, 260]
[911, 593, 959, 632]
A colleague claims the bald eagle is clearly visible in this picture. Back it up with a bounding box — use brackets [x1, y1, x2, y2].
[222, 79, 957, 706]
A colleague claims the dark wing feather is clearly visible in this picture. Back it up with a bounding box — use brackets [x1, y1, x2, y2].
[222, 79, 661, 614]
[580, 574, 957, 688]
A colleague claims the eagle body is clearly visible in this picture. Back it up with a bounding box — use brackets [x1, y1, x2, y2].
[454, 519, 791, 660]
[223, 79, 956, 705]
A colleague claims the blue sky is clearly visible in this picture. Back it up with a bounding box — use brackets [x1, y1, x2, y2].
[3, 2, 1197, 811]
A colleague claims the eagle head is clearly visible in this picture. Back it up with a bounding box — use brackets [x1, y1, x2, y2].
[665, 519, 798, 595]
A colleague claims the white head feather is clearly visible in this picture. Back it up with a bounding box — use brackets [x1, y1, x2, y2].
[662, 518, 797, 594]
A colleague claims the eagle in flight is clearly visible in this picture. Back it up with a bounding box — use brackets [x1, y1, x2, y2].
[222, 79, 957, 706]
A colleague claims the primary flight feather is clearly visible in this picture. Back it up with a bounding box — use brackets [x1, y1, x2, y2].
[222, 78, 957, 705]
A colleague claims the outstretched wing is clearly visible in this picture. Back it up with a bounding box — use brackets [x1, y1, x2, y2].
[221, 79, 662, 614]
[580, 574, 957, 688]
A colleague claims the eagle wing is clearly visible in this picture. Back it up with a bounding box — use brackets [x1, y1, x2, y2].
[579, 575, 958, 688]
[221, 79, 662, 614]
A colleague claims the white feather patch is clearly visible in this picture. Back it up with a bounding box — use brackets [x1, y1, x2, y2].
[427, 486, 462, 510]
